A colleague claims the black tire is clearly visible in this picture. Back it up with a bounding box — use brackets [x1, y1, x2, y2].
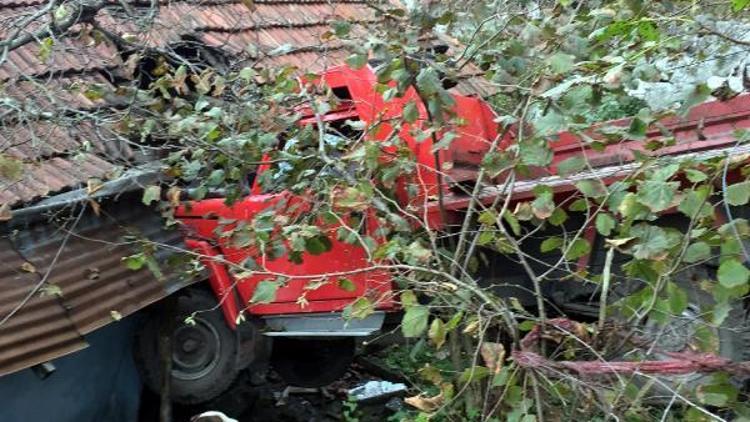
[638, 266, 750, 362]
[621, 265, 750, 397]
[271, 337, 356, 387]
[134, 288, 241, 404]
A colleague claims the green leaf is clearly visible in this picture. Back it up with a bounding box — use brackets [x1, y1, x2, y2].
[576, 179, 607, 198]
[337, 278, 356, 292]
[697, 381, 738, 407]
[638, 181, 679, 212]
[251, 280, 280, 304]
[239, 67, 256, 82]
[629, 224, 679, 260]
[595, 213, 616, 236]
[556, 156, 586, 176]
[531, 190, 554, 219]
[207, 169, 225, 186]
[679, 83, 711, 116]
[685, 169, 708, 183]
[548, 207, 568, 226]
[618, 192, 651, 219]
[123, 254, 146, 270]
[718, 259, 750, 288]
[459, 366, 491, 383]
[732, 0, 750, 12]
[540, 236, 563, 253]
[518, 320, 537, 331]
[678, 186, 713, 219]
[547, 52, 575, 74]
[402, 305, 429, 338]
[346, 297, 375, 319]
[445, 312, 463, 331]
[684, 242, 711, 264]
[725, 181, 750, 206]
[503, 211, 521, 236]
[568, 198, 588, 212]
[403, 100, 419, 123]
[652, 164, 680, 182]
[428, 318, 446, 349]
[481, 151, 512, 177]
[416, 68, 441, 97]
[142, 185, 161, 205]
[637, 21, 659, 41]
[627, 118, 648, 140]
[565, 238, 591, 260]
[666, 282, 688, 314]
[38, 37, 54, 62]
[304, 235, 332, 255]
[331, 20, 351, 36]
[346, 53, 368, 69]
[401, 290, 418, 307]
[519, 138, 553, 166]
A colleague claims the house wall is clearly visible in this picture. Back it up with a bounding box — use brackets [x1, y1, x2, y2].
[0, 314, 143, 422]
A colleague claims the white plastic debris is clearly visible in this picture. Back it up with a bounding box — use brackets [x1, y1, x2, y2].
[348, 380, 408, 402]
[190, 410, 239, 422]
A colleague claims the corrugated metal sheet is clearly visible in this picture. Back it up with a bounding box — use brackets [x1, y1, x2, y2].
[0, 239, 88, 376]
[0, 198, 191, 376]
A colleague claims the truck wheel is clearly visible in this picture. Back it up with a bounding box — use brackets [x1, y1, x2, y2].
[134, 288, 240, 404]
[271, 338, 356, 387]
[624, 265, 750, 391]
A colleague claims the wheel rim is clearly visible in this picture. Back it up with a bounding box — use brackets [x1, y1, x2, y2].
[642, 304, 714, 354]
[172, 317, 221, 381]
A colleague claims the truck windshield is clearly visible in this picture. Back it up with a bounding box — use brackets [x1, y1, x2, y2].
[260, 131, 352, 193]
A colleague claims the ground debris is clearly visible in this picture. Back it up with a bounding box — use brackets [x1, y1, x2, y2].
[348, 380, 408, 403]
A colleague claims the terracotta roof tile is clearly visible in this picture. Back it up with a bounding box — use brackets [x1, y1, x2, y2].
[0, 0, 491, 208]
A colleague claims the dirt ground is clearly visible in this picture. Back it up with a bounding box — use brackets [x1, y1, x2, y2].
[138, 363, 406, 422]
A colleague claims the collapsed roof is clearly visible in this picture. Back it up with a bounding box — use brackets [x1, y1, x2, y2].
[0, 0, 492, 210]
[0, 0, 492, 376]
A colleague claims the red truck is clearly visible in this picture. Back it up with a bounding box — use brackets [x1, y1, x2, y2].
[134, 65, 750, 404]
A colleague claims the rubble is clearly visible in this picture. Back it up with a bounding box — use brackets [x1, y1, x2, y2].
[348, 380, 408, 403]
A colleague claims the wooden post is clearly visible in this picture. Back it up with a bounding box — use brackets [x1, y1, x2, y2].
[159, 295, 176, 422]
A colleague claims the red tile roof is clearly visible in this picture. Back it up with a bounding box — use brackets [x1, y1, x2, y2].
[0, 0, 492, 208]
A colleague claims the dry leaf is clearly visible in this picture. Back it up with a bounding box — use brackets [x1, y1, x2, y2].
[40, 284, 62, 297]
[462, 319, 480, 335]
[88, 199, 101, 216]
[87, 178, 103, 195]
[167, 186, 182, 207]
[85, 267, 100, 280]
[110, 310, 122, 321]
[405, 392, 444, 413]
[0, 203, 11, 221]
[480, 342, 506, 374]
[20, 262, 36, 273]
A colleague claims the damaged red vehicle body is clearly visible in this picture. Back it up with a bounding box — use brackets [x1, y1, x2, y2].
[136, 64, 750, 403]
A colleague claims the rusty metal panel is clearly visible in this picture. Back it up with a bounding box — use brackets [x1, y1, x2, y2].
[0, 239, 88, 376]
[0, 199, 193, 376]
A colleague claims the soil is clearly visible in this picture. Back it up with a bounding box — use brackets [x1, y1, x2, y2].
[138, 363, 407, 422]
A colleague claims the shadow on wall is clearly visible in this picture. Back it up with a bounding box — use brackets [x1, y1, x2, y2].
[0, 314, 143, 422]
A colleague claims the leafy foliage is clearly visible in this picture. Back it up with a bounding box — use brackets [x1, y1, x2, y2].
[95, 0, 750, 419]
